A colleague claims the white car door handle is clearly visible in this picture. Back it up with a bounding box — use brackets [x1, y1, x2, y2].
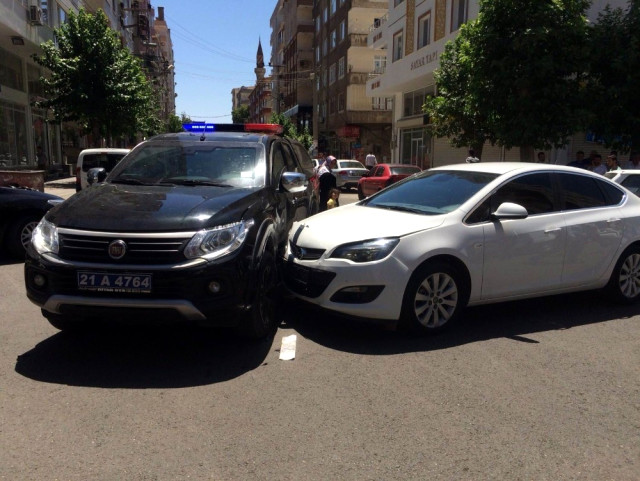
[544, 227, 562, 234]
[607, 218, 622, 224]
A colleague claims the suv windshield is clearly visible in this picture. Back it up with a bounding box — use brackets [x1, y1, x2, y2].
[362, 170, 498, 215]
[109, 141, 266, 188]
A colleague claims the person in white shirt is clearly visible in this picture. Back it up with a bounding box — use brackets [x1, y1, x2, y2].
[465, 149, 480, 163]
[627, 152, 640, 169]
[365, 152, 377, 170]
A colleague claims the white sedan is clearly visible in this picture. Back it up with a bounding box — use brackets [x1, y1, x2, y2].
[283, 163, 640, 334]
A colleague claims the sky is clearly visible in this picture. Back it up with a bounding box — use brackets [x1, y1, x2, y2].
[157, 0, 275, 123]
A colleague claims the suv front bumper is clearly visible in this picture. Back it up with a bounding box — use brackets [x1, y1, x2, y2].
[24, 252, 254, 326]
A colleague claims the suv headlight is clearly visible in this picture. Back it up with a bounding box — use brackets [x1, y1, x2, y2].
[330, 238, 399, 263]
[32, 218, 59, 255]
[184, 219, 254, 260]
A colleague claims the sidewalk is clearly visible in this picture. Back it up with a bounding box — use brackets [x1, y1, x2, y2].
[45, 176, 76, 200]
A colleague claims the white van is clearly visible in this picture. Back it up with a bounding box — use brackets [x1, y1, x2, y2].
[76, 148, 130, 191]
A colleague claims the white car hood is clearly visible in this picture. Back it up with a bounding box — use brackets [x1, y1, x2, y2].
[291, 203, 446, 248]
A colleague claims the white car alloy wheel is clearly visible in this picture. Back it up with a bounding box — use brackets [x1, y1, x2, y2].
[605, 246, 640, 304]
[415, 272, 458, 327]
[401, 261, 469, 334]
[608, 247, 640, 302]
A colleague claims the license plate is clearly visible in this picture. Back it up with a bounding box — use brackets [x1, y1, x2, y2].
[77, 272, 152, 293]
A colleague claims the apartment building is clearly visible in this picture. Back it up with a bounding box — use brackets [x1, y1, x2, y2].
[0, 0, 173, 170]
[366, 0, 629, 167]
[269, 0, 314, 132]
[231, 86, 253, 112]
[313, 0, 391, 162]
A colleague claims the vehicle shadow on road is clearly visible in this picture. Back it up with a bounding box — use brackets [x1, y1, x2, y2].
[15, 324, 275, 389]
[283, 291, 640, 355]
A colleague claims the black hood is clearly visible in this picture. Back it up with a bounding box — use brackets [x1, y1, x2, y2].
[48, 183, 263, 231]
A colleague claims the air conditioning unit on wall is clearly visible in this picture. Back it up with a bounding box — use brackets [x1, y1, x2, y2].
[29, 5, 44, 26]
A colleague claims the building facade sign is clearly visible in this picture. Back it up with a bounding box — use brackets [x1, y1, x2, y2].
[410, 50, 439, 71]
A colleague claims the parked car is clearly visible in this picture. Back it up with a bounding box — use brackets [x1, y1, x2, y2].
[25, 124, 319, 338]
[283, 162, 640, 334]
[357, 163, 422, 199]
[76, 148, 130, 191]
[0, 186, 63, 258]
[333, 159, 368, 191]
[605, 170, 640, 196]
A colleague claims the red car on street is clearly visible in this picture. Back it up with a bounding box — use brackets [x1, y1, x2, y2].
[357, 163, 422, 199]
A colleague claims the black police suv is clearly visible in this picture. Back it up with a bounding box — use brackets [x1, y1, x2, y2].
[25, 124, 319, 338]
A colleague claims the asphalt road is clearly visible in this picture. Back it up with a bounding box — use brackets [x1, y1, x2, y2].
[2, 179, 638, 479]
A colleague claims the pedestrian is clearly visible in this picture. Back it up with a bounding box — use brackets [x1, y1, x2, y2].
[365, 151, 377, 170]
[318, 155, 337, 212]
[326, 188, 340, 209]
[606, 154, 621, 173]
[36, 146, 49, 172]
[536, 151, 547, 163]
[592, 153, 606, 175]
[568, 150, 590, 169]
[627, 152, 640, 169]
[465, 149, 480, 163]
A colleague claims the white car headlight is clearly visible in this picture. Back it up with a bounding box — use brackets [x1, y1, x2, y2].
[184, 219, 254, 260]
[330, 238, 399, 263]
[31, 218, 59, 255]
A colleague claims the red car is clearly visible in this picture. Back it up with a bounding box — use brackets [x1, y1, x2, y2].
[357, 163, 422, 199]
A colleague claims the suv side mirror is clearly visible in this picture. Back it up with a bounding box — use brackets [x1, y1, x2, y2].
[87, 167, 107, 186]
[281, 171, 308, 194]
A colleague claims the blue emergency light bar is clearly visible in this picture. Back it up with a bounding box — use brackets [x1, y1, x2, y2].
[182, 123, 284, 134]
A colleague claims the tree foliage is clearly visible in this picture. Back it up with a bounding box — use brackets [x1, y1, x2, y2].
[585, 2, 640, 152]
[269, 112, 313, 150]
[231, 105, 250, 124]
[165, 114, 184, 133]
[32, 8, 159, 145]
[425, 0, 591, 159]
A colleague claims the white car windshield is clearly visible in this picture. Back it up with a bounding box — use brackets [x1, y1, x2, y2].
[362, 170, 499, 215]
[109, 142, 266, 188]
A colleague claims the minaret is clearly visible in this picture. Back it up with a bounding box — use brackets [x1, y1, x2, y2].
[255, 38, 266, 81]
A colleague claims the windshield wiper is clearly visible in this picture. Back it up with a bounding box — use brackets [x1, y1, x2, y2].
[372, 204, 426, 214]
[165, 179, 233, 187]
[111, 178, 149, 185]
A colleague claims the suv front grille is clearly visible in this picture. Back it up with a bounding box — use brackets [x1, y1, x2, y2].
[58, 230, 194, 264]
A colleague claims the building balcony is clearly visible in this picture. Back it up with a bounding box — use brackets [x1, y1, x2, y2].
[348, 33, 369, 48]
[368, 13, 387, 49]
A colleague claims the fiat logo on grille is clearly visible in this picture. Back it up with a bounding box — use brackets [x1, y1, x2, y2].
[108, 240, 127, 259]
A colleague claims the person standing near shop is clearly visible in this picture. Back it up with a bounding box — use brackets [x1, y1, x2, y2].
[365, 151, 377, 170]
[36, 146, 49, 174]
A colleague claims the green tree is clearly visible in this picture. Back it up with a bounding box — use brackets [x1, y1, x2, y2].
[165, 114, 184, 133]
[31, 8, 159, 145]
[425, 0, 590, 160]
[232, 105, 250, 124]
[585, 2, 640, 152]
[269, 112, 313, 150]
